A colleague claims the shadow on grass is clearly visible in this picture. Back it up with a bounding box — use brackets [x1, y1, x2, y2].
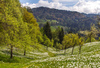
[0, 53, 20, 63]
[1, 50, 22, 56]
[55, 53, 70, 56]
[0, 52, 34, 63]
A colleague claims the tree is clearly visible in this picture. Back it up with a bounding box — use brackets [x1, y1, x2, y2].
[22, 7, 43, 55]
[23, 8, 37, 25]
[43, 35, 51, 50]
[52, 27, 60, 47]
[43, 35, 54, 50]
[59, 27, 64, 44]
[62, 33, 79, 55]
[78, 37, 84, 54]
[26, 7, 33, 13]
[43, 22, 52, 40]
[18, 22, 32, 56]
[87, 24, 98, 42]
[62, 34, 72, 54]
[71, 34, 79, 55]
[55, 42, 62, 51]
[0, 0, 22, 58]
[50, 39, 54, 47]
[97, 17, 100, 29]
[80, 24, 98, 43]
[0, 0, 43, 58]
[97, 17, 100, 40]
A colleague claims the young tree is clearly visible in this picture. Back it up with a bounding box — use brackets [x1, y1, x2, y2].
[86, 24, 98, 42]
[55, 43, 62, 51]
[80, 24, 98, 43]
[43, 35, 54, 50]
[62, 33, 79, 55]
[78, 37, 84, 54]
[62, 34, 72, 54]
[71, 34, 79, 55]
[44, 35, 51, 50]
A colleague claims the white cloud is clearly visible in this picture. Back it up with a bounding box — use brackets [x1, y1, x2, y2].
[69, 0, 100, 14]
[52, 0, 78, 2]
[22, 0, 68, 9]
[22, 0, 100, 14]
[22, 2, 36, 8]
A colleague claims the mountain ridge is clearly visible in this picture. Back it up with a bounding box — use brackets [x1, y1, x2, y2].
[31, 7, 99, 33]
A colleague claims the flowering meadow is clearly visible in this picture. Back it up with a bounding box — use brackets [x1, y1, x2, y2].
[0, 42, 100, 68]
[28, 42, 100, 68]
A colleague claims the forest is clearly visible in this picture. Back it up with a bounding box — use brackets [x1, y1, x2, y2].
[0, 0, 100, 68]
[32, 7, 99, 33]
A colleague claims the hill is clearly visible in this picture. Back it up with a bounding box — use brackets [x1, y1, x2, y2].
[0, 42, 100, 68]
[31, 7, 99, 33]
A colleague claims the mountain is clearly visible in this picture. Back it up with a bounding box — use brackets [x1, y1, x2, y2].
[31, 7, 99, 33]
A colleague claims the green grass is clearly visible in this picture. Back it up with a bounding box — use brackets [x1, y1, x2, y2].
[48, 52, 56, 57]
[0, 52, 32, 68]
[29, 42, 100, 68]
[0, 42, 100, 68]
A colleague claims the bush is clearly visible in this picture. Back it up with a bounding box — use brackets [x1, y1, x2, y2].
[48, 52, 56, 57]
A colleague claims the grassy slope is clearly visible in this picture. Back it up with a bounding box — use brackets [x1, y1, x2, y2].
[29, 42, 100, 68]
[0, 42, 100, 68]
[0, 44, 55, 68]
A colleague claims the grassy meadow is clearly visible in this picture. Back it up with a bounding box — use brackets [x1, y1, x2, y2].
[0, 42, 100, 68]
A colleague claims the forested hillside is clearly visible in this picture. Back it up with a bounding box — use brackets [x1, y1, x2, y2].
[32, 7, 99, 33]
[0, 0, 43, 58]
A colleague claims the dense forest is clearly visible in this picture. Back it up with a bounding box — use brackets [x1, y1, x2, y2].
[31, 7, 99, 33]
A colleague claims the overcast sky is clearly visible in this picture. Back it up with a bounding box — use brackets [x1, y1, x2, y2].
[19, 0, 100, 14]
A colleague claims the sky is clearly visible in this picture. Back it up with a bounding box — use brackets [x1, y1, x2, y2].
[19, 0, 100, 14]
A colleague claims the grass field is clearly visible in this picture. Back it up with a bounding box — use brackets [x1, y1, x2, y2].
[0, 42, 100, 68]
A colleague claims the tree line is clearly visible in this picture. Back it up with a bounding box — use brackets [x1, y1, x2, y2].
[42, 20, 100, 55]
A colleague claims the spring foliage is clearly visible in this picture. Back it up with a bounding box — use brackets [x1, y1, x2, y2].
[0, 0, 43, 58]
[62, 33, 84, 54]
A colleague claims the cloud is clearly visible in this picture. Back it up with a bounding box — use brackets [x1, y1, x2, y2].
[69, 0, 100, 14]
[22, 2, 36, 8]
[52, 0, 78, 2]
[21, 0, 100, 14]
[22, 0, 68, 9]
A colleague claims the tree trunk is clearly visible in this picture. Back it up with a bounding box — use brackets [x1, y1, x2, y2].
[64, 49, 66, 54]
[71, 46, 74, 55]
[90, 36, 91, 42]
[46, 46, 48, 50]
[10, 45, 13, 59]
[56, 48, 57, 52]
[79, 45, 81, 54]
[64, 46, 66, 54]
[24, 46, 26, 56]
[24, 49, 26, 56]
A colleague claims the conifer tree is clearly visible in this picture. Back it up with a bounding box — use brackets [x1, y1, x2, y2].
[59, 27, 64, 44]
[43, 22, 52, 40]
